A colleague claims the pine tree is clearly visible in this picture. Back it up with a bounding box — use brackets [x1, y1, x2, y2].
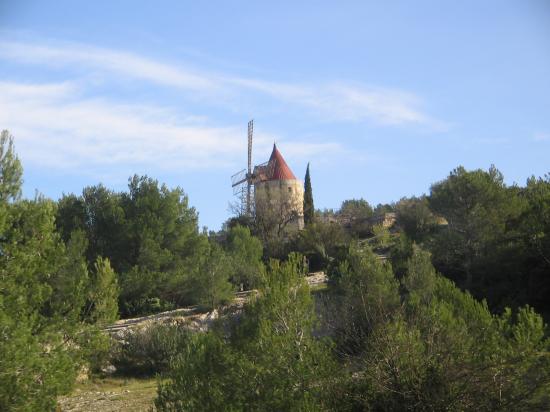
[303, 162, 314, 226]
[0, 130, 22, 203]
[87, 257, 119, 326]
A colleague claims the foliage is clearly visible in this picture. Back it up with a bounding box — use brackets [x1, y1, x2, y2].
[338, 198, 373, 237]
[294, 220, 349, 271]
[0, 199, 80, 412]
[388, 232, 414, 278]
[371, 223, 391, 248]
[184, 242, 234, 310]
[333, 245, 550, 411]
[224, 224, 263, 290]
[112, 325, 191, 376]
[56, 175, 206, 317]
[86, 257, 119, 326]
[155, 254, 337, 411]
[0, 133, 119, 410]
[303, 162, 315, 226]
[373, 202, 395, 215]
[394, 195, 438, 242]
[330, 245, 400, 355]
[427, 165, 544, 314]
[0, 130, 23, 202]
[518, 175, 550, 319]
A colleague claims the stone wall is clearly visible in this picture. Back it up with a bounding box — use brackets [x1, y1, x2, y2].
[254, 179, 304, 232]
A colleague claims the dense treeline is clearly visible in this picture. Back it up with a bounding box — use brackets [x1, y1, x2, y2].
[56, 177, 263, 317]
[397, 166, 550, 321]
[0, 131, 264, 410]
[155, 247, 550, 411]
[296, 165, 550, 322]
[1, 128, 549, 411]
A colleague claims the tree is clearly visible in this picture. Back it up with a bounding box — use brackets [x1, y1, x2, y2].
[394, 195, 438, 242]
[225, 225, 263, 290]
[0, 198, 81, 411]
[0, 133, 110, 409]
[294, 220, 349, 271]
[330, 244, 400, 355]
[57, 175, 207, 317]
[156, 254, 337, 411]
[518, 175, 550, 319]
[335, 246, 550, 410]
[56, 186, 127, 271]
[185, 243, 234, 310]
[428, 165, 524, 294]
[338, 198, 374, 237]
[86, 257, 119, 326]
[0, 130, 23, 203]
[0, 135, 81, 410]
[46, 229, 89, 322]
[303, 162, 314, 226]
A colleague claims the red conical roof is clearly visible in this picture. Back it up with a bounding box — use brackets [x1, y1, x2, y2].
[268, 144, 296, 180]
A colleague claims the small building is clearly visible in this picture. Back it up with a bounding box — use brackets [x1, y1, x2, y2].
[253, 144, 304, 233]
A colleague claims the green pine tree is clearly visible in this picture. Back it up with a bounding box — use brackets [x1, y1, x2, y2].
[303, 162, 314, 226]
[87, 257, 119, 326]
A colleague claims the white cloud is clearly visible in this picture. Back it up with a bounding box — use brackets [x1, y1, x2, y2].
[0, 41, 217, 93]
[0, 81, 343, 176]
[0, 38, 446, 178]
[0, 39, 444, 128]
[231, 78, 439, 127]
[0, 81, 244, 172]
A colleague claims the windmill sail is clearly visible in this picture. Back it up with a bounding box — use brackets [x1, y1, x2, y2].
[230, 120, 255, 216]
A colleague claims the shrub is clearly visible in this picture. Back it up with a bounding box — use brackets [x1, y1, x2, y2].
[112, 324, 191, 376]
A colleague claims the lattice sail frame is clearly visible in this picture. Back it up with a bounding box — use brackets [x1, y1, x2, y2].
[231, 120, 257, 216]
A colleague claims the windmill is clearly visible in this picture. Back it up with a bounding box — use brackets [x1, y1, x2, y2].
[231, 120, 255, 216]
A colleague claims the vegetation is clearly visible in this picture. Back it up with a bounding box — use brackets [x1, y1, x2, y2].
[426, 166, 550, 320]
[1, 129, 549, 411]
[112, 325, 191, 376]
[156, 255, 337, 411]
[0, 131, 111, 411]
[328, 246, 550, 410]
[303, 162, 314, 226]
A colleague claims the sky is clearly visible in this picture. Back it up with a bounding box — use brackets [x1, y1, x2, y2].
[0, 1, 549, 230]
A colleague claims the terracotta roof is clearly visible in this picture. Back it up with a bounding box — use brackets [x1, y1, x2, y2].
[268, 144, 296, 180]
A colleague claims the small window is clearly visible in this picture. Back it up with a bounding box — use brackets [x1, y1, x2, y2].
[288, 187, 292, 193]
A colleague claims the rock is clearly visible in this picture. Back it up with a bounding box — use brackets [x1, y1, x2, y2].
[101, 364, 117, 375]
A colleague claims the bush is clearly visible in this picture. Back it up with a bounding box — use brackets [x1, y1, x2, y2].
[112, 324, 191, 376]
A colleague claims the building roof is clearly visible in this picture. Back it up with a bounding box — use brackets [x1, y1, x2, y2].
[267, 144, 297, 180]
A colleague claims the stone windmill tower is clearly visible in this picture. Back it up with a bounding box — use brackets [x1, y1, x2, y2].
[253, 144, 304, 232]
[231, 121, 304, 233]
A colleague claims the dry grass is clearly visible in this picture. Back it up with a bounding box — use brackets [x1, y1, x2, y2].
[58, 377, 158, 412]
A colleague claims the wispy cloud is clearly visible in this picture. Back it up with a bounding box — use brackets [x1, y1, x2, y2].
[0, 41, 217, 93]
[232, 78, 441, 127]
[0, 39, 444, 128]
[0, 81, 244, 172]
[0, 80, 344, 176]
[0, 37, 445, 179]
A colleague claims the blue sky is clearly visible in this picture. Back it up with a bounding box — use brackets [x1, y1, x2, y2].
[1, 1, 549, 229]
